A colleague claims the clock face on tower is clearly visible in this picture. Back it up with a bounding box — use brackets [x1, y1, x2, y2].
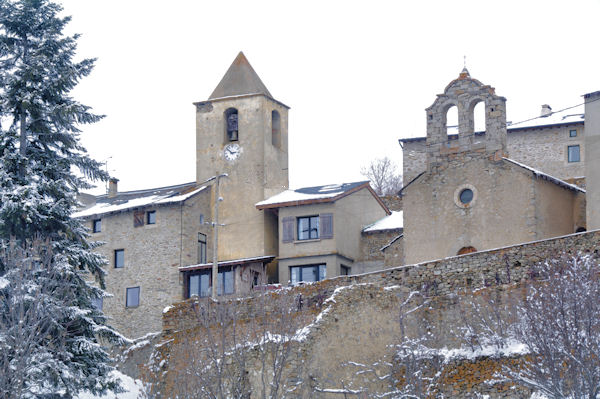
[223, 143, 241, 161]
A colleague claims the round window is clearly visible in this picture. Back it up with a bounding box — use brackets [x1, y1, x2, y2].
[459, 189, 474, 204]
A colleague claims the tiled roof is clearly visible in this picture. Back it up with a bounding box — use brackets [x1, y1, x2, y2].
[73, 182, 206, 218]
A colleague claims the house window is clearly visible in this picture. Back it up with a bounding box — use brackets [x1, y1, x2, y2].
[92, 219, 101, 233]
[225, 108, 239, 142]
[341, 265, 351, 276]
[568, 145, 580, 163]
[147, 210, 156, 225]
[126, 287, 140, 307]
[114, 249, 124, 268]
[570, 129, 577, 137]
[91, 296, 103, 311]
[290, 264, 326, 284]
[189, 272, 211, 298]
[198, 233, 207, 264]
[297, 216, 319, 240]
[217, 267, 234, 296]
[187, 267, 234, 298]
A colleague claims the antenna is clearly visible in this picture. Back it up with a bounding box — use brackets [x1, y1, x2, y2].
[103, 156, 113, 194]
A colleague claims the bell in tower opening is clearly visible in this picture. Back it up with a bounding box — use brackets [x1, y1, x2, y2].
[226, 109, 238, 141]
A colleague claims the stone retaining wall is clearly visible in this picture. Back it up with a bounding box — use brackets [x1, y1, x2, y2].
[155, 230, 600, 397]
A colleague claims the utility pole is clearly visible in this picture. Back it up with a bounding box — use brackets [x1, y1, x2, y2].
[211, 173, 227, 299]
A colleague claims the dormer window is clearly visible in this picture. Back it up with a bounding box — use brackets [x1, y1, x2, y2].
[225, 108, 238, 142]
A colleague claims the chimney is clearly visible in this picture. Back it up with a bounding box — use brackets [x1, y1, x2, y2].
[541, 104, 552, 117]
[108, 178, 119, 198]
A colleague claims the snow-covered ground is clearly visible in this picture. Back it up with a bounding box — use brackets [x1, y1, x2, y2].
[75, 371, 145, 399]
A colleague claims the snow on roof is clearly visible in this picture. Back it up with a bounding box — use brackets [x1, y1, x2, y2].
[363, 211, 403, 233]
[508, 104, 584, 130]
[73, 183, 207, 218]
[503, 158, 586, 193]
[256, 181, 370, 208]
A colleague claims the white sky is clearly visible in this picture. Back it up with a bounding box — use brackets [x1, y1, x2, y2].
[58, 0, 600, 195]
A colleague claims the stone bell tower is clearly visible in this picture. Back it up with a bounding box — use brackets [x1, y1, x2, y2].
[425, 68, 508, 169]
[194, 52, 289, 261]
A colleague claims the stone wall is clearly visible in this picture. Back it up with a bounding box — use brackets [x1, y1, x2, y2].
[164, 230, 600, 334]
[359, 230, 394, 262]
[151, 230, 600, 397]
[380, 194, 402, 211]
[87, 188, 212, 338]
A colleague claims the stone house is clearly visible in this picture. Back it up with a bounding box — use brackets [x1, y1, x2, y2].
[401, 69, 588, 265]
[256, 181, 392, 283]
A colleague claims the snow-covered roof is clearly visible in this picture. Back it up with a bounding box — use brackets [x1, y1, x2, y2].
[363, 211, 403, 233]
[508, 104, 584, 130]
[256, 181, 375, 209]
[503, 158, 586, 193]
[73, 182, 207, 218]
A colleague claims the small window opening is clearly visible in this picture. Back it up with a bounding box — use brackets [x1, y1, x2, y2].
[147, 210, 156, 225]
[570, 129, 577, 137]
[459, 189, 474, 204]
[198, 233, 207, 264]
[92, 219, 101, 233]
[272, 110, 281, 148]
[225, 108, 238, 142]
[114, 249, 124, 268]
[126, 287, 140, 308]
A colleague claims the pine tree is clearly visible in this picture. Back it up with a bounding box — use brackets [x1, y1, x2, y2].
[0, 1, 125, 397]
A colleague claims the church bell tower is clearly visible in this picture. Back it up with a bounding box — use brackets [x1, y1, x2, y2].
[194, 52, 289, 261]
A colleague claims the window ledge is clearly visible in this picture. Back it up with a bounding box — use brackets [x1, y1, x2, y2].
[294, 238, 321, 244]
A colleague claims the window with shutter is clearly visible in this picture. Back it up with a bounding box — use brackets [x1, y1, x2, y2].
[133, 210, 144, 227]
[320, 213, 333, 239]
[282, 217, 294, 243]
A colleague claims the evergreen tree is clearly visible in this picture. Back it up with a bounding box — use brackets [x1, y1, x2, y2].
[0, 0, 124, 397]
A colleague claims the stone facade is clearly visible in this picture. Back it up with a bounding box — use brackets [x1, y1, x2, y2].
[402, 71, 586, 265]
[83, 185, 212, 337]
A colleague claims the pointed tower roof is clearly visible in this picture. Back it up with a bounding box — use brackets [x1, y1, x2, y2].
[209, 52, 272, 100]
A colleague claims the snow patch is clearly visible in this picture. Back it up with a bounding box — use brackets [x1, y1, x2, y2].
[0, 276, 9, 289]
[437, 340, 528, 363]
[363, 211, 403, 232]
[75, 371, 145, 399]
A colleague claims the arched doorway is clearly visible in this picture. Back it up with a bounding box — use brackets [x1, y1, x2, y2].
[457, 246, 477, 255]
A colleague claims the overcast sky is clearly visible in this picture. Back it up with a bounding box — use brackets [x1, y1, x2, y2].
[58, 0, 600, 195]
